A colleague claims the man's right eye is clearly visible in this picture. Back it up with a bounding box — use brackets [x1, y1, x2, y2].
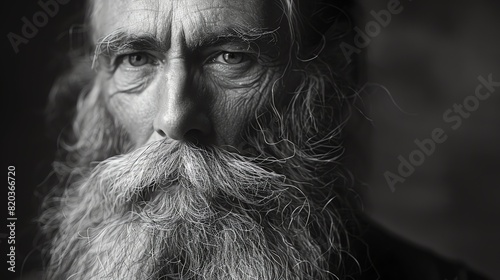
[117, 52, 158, 68]
[109, 52, 160, 93]
[128, 53, 150, 66]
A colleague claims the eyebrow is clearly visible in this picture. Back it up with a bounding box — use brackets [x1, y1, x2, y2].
[92, 26, 280, 66]
[195, 26, 280, 48]
[92, 31, 163, 67]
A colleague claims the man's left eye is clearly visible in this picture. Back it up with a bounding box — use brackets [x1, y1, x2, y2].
[212, 52, 249, 64]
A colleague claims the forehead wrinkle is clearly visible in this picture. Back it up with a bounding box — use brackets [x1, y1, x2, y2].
[91, 1, 172, 44]
[167, 0, 269, 45]
[92, 0, 280, 57]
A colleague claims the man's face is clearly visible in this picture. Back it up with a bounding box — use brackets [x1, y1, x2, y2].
[43, 1, 349, 279]
[93, 0, 283, 147]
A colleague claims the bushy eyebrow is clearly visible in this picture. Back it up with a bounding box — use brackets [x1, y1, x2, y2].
[92, 31, 164, 67]
[195, 26, 280, 48]
[92, 26, 280, 67]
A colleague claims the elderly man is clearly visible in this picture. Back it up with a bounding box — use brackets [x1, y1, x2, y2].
[38, 0, 486, 279]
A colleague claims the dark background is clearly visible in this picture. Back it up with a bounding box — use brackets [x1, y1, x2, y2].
[2, 1, 86, 279]
[357, 1, 500, 279]
[2, 0, 500, 279]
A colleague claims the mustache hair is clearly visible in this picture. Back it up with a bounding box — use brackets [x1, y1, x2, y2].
[41, 141, 348, 280]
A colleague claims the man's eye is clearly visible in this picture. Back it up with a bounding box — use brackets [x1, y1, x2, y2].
[213, 52, 248, 64]
[122, 53, 153, 67]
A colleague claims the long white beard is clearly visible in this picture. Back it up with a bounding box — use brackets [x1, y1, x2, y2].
[42, 141, 346, 279]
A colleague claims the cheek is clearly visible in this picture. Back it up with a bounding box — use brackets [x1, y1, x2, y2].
[208, 70, 279, 145]
[102, 66, 281, 148]
[211, 100, 249, 145]
[106, 93, 156, 145]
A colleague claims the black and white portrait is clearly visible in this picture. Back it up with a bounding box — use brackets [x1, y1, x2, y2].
[3, 0, 499, 279]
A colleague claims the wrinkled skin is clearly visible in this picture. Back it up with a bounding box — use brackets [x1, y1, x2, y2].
[93, 0, 284, 147]
[42, 1, 354, 279]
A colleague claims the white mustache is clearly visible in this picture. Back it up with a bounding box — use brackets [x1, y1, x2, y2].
[86, 140, 292, 212]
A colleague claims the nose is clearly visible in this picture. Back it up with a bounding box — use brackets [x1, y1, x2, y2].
[153, 59, 211, 142]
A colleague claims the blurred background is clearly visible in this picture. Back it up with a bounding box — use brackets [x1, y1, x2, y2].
[3, 1, 87, 279]
[2, 0, 499, 279]
[353, 0, 500, 279]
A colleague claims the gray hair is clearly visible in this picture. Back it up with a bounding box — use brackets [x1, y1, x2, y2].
[41, 1, 361, 279]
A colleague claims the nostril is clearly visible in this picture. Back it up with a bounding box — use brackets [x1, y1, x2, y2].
[184, 129, 205, 144]
[156, 129, 166, 137]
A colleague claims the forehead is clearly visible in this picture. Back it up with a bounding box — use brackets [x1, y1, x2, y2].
[91, 0, 278, 43]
